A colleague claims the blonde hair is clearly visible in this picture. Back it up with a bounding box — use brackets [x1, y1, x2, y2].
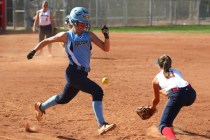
[157, 54, 172, 78]
[42, 0, 48, 5]
[42, 1, 48, 8]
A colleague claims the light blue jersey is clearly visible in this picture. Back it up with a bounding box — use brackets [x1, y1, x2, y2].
[65, 30, 92, 71]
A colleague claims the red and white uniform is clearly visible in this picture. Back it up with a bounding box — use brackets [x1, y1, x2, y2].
[156, 68, 189, 91]
[39, 9, 51, 26]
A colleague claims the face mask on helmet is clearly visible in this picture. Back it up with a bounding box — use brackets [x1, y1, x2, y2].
[68, 7, 91, 30]
[64, 15, 71, 25]
[65, 19, 70, 25]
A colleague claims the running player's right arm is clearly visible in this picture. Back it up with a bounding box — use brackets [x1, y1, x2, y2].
[33, 32, 68, 52]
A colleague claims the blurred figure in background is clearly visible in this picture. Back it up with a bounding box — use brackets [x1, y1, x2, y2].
[33, 0, 56, 57]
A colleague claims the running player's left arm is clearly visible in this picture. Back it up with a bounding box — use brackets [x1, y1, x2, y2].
[89, 31, 110, 52]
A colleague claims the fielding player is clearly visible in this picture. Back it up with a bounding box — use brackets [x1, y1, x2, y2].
[150, 54, 196, 140]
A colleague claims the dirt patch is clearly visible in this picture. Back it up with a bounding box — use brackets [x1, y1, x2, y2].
[0, 32, 210, 140]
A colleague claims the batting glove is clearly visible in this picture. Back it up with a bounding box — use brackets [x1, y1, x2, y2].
[101, 25, 109, 39]
[27, 50, 36, 59]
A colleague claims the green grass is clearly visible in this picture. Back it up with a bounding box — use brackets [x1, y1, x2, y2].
[90, 25, 210, 33]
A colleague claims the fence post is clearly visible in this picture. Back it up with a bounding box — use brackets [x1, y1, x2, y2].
[124, 0, 127, 26]
[96, 0, 98, 27]
[148, 0, 152, 26]
[13, 0, 16, 30]
[174, 0, 177, 25]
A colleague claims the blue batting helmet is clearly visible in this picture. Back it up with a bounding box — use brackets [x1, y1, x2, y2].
[68, 7, 90, 28]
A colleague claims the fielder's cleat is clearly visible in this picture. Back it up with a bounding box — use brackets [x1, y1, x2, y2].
[98, 122, 116, 135]
[34, 102, 45, 121]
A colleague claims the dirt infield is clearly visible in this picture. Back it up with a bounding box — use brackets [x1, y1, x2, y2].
[0, 32, 210, 140]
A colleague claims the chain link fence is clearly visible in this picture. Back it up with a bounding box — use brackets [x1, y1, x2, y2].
[5, 0, 210, 30]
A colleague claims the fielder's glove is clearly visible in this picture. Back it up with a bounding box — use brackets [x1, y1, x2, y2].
[136, 105, 157, 120]
[27, 50, 36, 59]
[101, 25, 109, 39]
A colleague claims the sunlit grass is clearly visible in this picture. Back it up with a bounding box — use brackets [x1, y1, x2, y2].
[90, 25, 210, 33]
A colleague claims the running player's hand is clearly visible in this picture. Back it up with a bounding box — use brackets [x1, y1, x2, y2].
[27, 50, 36, 59]
[101, 25, 109, 39]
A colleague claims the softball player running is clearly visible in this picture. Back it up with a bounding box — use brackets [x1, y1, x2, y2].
[27, 7, 115, 135]
[150, 54, 196, 140]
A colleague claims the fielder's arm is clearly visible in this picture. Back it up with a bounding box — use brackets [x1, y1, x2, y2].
[151, 76, 160, 110]
[33, 11, 39, 32]
[159, 90, 168, 96]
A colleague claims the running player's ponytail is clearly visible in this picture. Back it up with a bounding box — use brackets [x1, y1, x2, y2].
[157, 54, 172, 78]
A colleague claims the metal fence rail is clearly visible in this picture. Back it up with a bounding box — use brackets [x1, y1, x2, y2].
[5, 0, 210, 30]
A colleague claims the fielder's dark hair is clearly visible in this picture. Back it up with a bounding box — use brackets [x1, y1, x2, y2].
[157, 54, 172, 78]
